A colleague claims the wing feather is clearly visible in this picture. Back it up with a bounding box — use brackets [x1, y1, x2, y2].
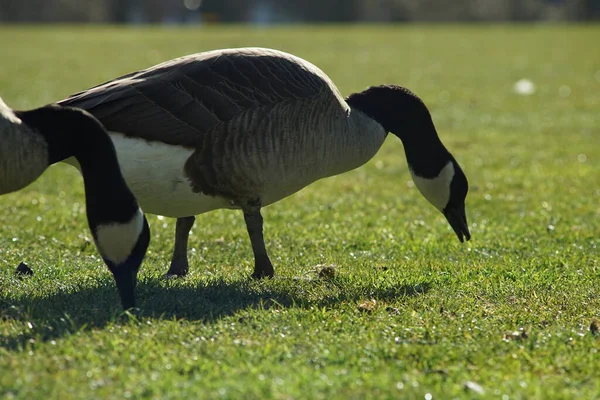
[58, 48, 342, 146]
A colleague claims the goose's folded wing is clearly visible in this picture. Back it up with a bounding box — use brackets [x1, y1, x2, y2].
[58, 48, 336, 147]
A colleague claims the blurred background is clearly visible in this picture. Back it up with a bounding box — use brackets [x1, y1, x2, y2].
[1, 0, 599, 24]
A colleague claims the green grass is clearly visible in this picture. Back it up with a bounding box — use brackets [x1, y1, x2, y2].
[1, 24, 599, 399]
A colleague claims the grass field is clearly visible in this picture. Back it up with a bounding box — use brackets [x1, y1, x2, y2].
[1, 24, 599, 399]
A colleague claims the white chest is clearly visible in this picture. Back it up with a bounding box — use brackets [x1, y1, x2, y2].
[109, 133, 234, 217]
[63, 133, 232, 218]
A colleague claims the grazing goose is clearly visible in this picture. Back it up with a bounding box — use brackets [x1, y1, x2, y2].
[57, 47, 471, 280]
[0, 96, 150, 309]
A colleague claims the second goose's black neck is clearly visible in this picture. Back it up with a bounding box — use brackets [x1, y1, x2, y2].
[346, 84, 451, 178]
[15, 105, 139, 226]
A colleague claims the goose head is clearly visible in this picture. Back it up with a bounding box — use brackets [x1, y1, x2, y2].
[408, 157, 470, 242]
[92, 210, 151, 309]
[346, 85, 471, 242]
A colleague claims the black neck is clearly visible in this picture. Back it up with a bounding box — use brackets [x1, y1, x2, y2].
[15, 105, 139, 226]
[346, 85, 450, 178]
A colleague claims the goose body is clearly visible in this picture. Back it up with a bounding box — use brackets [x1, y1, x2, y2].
[58, 47, 471, 279]
[0, 97, 150, 309]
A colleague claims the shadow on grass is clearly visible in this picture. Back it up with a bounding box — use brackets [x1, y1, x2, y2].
[0, 275, 430, 350]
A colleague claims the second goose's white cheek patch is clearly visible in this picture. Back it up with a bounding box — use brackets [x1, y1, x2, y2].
[410, 162, 454, 212]
[94, 209, 144, 265]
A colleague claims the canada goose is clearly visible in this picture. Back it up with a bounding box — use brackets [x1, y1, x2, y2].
[0, 97, 150, 309]
[57, 47, 471, 280]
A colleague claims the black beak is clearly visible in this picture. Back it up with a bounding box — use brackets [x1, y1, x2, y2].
[112, 267, 138, 310]
[444, 206, 471, 243]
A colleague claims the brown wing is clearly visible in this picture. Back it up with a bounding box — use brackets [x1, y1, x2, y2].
[58, 48, 334, 147]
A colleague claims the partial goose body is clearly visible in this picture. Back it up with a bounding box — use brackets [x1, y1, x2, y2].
[0, 98, 49, 194]
[58, 47, 471, 279]
[64, 104, 386, 218]
[0, 97, 150, 309]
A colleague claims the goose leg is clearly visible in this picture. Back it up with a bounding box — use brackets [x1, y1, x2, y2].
[242, 203, 274, 279]
[165, 216, 195, 277]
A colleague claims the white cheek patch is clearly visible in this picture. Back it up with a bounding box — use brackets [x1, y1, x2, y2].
[94, 208, 144, 265]
[410, 162, 454, 212]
